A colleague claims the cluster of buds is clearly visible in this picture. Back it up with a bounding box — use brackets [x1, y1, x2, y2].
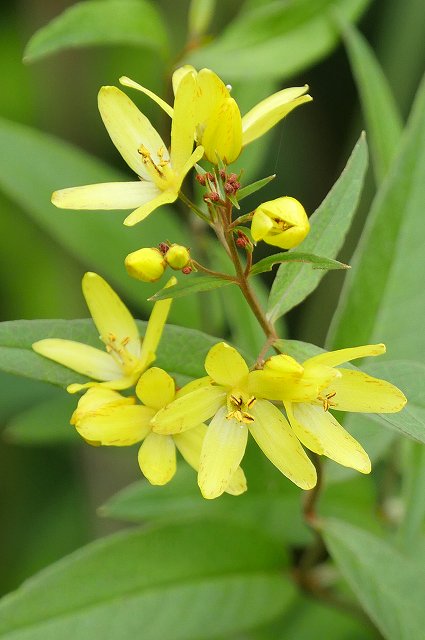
[197, 169, 242, 204]
[125, 243, 191, 282]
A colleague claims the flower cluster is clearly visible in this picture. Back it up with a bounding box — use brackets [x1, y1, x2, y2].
[33, 65, 407, 500]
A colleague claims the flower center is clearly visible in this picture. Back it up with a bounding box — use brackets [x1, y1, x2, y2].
[104, 332, 138, 375]
[271, 218, 293, 234]
[317, 391, 337, 411]
[138, 145, 174, 188]
[226, 391, 256, 424]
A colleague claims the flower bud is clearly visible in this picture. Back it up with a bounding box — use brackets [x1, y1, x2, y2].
[125, 248, 166, 282]
[251, 196, 310, 249]
[165, 244, 191, 270]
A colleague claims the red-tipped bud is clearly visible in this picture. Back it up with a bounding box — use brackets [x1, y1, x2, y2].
[158, 242, 169, 254]
[182, 266, 192, 275]
[196, 173, 206, 186]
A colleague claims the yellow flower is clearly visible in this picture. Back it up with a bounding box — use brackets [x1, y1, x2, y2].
[51, 73, 204, 226]
[125, 247, 166, 282]
[152, 342, 317, 499]
[164, 244, 191, 270]
[120, 66, 312, 165]
[250, 344, 407, 474]
[33, 272, 175, 393]
[71, 368, 247, 494]
[251, 196, 310, 249]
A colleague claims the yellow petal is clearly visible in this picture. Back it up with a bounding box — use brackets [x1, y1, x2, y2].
[174, 424, 247, 495]
[33, 338, 121, 380]
[291, 403, 371, 474]
[71, 387, 135, 425]
[263, 354, 304, 376]
[67, 375, 137, 394]
[82, 272, 140, 360]
[202, 96, 242, 164]
[119, 76, 174, 117]
[242, 86, 312, 146]
[138, 432, 176, 485]
[250, 400, 317, 489]
[325, 368, 407, 413]
[205, 342, 249, 387]
[136, 367, 175, 409]
[196, 68, 231, 125]
[175, 376, 212, 399]
[98, 86, 167, 180]
[172, 65, 196, 96]
[173, 423, 207, 470]
[76, 404, 154, 446]
[170, 70, 197, 174]
[248, 369, 318, 402]
[152, 385, 226, 434]
[138, 276, 176, 370]
[251, 209, 274, 242]
[198, 407, 248, 499]
[305, 344, 386, 368]
[178, 145, 205, 183]
[123, 190, 177, 226]
[51, 181, 159, 210]
[284, 401, 324, 455]
[225, 467, 248, 496]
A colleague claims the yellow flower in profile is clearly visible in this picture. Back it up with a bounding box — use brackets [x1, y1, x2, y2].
[121, 66, 312, 165]
[151, 342, 317, 499]
[71, 368, 247, 494]
[33, 272, 175, 393]
[251, 196, 310, 249]
[51, 73, 204, 226]
[251, 345, 407, 474]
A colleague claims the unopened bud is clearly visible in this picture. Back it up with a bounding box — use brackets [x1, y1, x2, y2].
[165, 244, 191, 270]
[182, 266, 192, 275]
[251, 196, 310, 249]
[196, 173, 206, 186]
[236, 230, 250, 249]
[125, 247, 166, 282]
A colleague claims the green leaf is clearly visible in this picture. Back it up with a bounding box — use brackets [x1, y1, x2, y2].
[0, 521, 294, 640]
[4, 392, 78, 446]
[0, 319, 222, 388]
[328, 75, 425, 362]
[185, 0, 371, 81]
[322, 519, 425, 640]
[0, 117, 201, 327]
[250, 251, 349, 277]
[237, 174, 276, 201]
[149, 275, 235, 301]
[359, 361, 425, 444]
[267, 134, 368, 322]
[24, 0, 169, 63]
[397, 442, 425, 550]
[338, 17, 403, 183]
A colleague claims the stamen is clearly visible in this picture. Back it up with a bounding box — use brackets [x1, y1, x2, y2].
[318, 391, 337, 411]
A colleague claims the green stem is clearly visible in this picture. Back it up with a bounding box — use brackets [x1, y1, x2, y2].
[224, 224, 278, 342]
[191, 260, 236, 281]
[179, 191, 211, 224]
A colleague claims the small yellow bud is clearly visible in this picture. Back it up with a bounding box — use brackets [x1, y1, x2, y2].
[251, 196, 310, 249]
[165, 244, 191, 270]
[125, 248, 166, 282]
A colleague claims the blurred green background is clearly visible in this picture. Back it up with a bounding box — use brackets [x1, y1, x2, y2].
[0, 0, 423, 609]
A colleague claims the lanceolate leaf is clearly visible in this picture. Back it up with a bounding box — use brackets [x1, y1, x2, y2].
[24, 0, 169, 63]
[328, 75, 425, 362]
[322, 519, 425, 640]
[0, 521, 294, 640]
[250, 252, 349, 276]
[237, 174, 276, 201]
[338, 18, 403, 183]
[267, 134, 368, 321]
[185, 0, 371, 81]
[149, 275, 235, 302]
[0, 319, 222, 387]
